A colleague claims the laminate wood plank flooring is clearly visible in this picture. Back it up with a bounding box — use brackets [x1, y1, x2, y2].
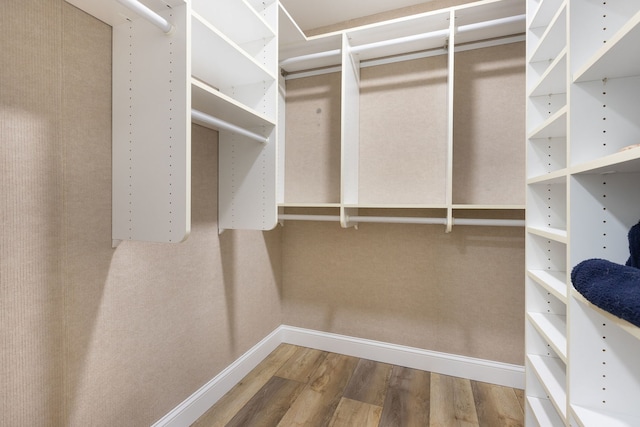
[192, 344, 524, 427]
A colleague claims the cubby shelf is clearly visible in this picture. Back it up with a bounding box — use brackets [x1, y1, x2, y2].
[527, 0, 640, 424]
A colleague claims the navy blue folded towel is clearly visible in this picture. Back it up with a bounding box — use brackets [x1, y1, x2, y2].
[572, 259, 640, 327]
[626, 220, 640, 268]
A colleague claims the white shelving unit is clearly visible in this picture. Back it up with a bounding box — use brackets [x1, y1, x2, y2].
[278, 0, 527, 231]
[526, 0, 640, 425]
[66, 0, 279, 242]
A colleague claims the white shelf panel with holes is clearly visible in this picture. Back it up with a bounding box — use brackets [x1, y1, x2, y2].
[528, 0, 640, 425]
[65, 0, 279, 241]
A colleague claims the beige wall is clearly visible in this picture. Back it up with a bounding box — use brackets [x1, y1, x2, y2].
[1, 1, 282, 425]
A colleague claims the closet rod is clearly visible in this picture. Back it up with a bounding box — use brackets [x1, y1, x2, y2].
[278, 214, 525, 227]
[191, 109, 269, 144]
[457, 14, 526, 33]
[350, 28, 449, 54]
[116, 0, 174, 34]
[278, 214, 341, 222]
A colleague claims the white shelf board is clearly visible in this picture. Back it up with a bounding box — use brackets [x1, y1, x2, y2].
[569, 146, 640, 175]
[191, 79, 275, 131]
[527, 226, 567, 243]
[192, 0, 274, 47]
[529, 0, 565, 30]
[451, 204, 525, 210]
[528, 395, 565, 427]
[527, 312, 567, 362]
[454, 0, 525, 45]
[528, 4, 565, 63]
[527, 269, 567, 303]
[527, 168, 567, 185]
[527, 354, 567, 418]
[64, 0, 184, 27]
[572, 291, 640, 341]
[572, 404, 640, 427]
[279, 34, 343, 73]
[527, 106, 567, 140]
[529, 49, 566, 97]
[342, 203, 449, 209]
[278, 203, 341, 208]
[573, 10, 640, 83]
[191, 13, 275, 89]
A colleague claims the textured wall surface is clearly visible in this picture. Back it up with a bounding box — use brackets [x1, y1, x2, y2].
[1, 2, 282, 425]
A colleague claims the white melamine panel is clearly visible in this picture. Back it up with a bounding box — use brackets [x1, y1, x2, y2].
[528, 5, 565, 63]
[65, 0, 184, 27]
[528, 0, 564, 30]
[570, 297, 640, 425]
[574, 10, 640, 82]
[569, 173, 640, 267]
[218, 128, 277, 231]
[454, 0, 525, 45]
[112, 4, 190, 243]
[527, 395, 565, 427]
[527, 137, 567, 178]
[527, 179, 567, 233]
[191, 0, 275, 47]
[527, 93, 566, 136]
[570, 1, 640, 78]
[527, 269, 567, 303]
[528, 50, 566, 97]
[340, 35, 359, 210]
[570, 76, 640, 166]
[528, 354, 567, 418]
[526, 233, 567, 276]
[527, 106, 566, 140]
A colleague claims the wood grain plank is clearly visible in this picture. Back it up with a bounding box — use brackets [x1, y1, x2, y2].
[514, 388, 525, 412]
[471, 380, 524, 427]
[379, 366, 430, 427]
[328, 397, 382, 427]
[276, 352, 359, 427]
[192, 344, 298, 427]
[429, 373, 479, 427]
[343, 359, 392, 406]
[225, 376, 305, 427]
[275, 346, 328, 384]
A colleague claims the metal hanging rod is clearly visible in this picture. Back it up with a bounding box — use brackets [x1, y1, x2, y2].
[457, 14, 526, 34]
[116, 0, 174, 34]
[350, 28, 450, 55]
[278, 214, 525, 227]
[191, 109, 269, 144]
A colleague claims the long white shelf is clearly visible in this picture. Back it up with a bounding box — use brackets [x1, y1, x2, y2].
[528, 354, 567, 418]
[569, 146, 640, 175]
[527, 269, 567, 303]
[572, 291, 640, 342]
[527, 168, 567, 185]
[527, 312, 567, 362]
[573, 10, 640, 83]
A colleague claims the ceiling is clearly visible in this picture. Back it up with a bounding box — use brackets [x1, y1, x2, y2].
[279, 0, 434, 32]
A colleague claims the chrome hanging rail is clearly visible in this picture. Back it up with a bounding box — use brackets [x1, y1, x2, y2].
[191, 109, 269, 144]
[116, 0, 175, 34]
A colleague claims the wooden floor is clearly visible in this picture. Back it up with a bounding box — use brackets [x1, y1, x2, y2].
[192, 344, 524, 427]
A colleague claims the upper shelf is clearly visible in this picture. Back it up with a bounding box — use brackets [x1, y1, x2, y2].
[279, 0, 525, 74]
[528, 0, 564, 30]
[65, 0, 184, 27]
[573, 10, 640, 82]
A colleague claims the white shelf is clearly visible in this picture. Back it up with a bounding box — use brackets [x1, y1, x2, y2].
[527, 269, 567, 303]
[191, 12, 276, 91]
[528, 395, 565, 427]
[528, 354, 567, 418]
[529, 0, 564, 30]
[527, 226, 567, 243]
[526, 168, 567, 185]
[529, 4, 565, 63]
[529, 49, 566, 97]
[573, 10, 640, 82]
[527, 312, 567, 362]
[191, 79, 275, 132]
[572, 404, 640, 427]
[527, 105, 567, 140]
[572, 291, 640, 342]
[570, 147, 640, 175]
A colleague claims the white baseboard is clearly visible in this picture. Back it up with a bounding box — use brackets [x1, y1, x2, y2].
[153, 325, 524, 427]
